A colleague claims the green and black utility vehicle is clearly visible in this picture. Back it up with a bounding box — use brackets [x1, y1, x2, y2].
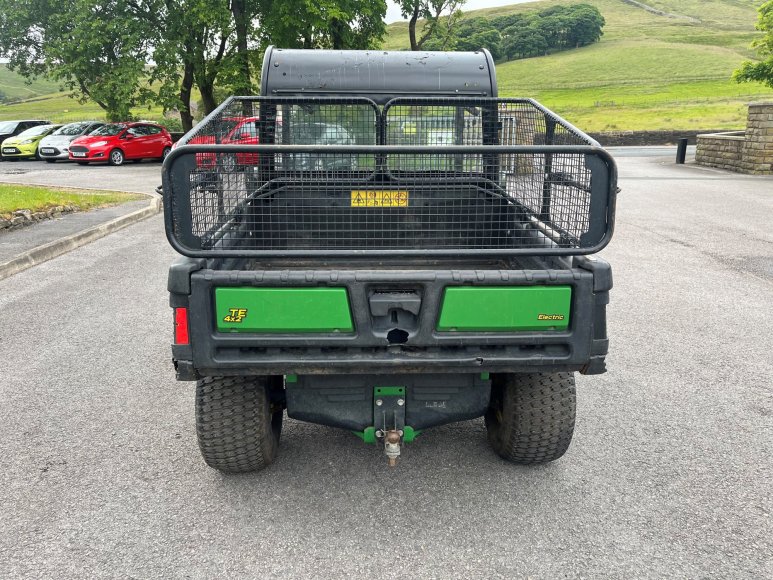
[162, 47, 617, 472]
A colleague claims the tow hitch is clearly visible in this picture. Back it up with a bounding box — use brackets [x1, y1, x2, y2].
[374, 388, 405, 467]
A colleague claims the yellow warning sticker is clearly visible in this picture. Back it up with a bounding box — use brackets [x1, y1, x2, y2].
[351, 190, 409, 207]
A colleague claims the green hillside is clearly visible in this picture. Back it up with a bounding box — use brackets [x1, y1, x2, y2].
[0, 65, 62, 103]
[0, 66, 168, 124]
[384, 0, 773, 131]
[0, 91, 110, 122]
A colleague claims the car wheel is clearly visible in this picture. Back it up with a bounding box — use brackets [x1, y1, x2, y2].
[108, 149, 125, 166]
[196, 375, 284, 473]
[35, 149, 42, 161]
[161, 146, 171, 161]
[485, 372, 576, 464]
[220, 153, 237, 172]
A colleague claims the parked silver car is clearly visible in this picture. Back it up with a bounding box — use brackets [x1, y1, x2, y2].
[38, 121, 105, 162]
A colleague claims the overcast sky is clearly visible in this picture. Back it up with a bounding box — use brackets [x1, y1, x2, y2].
[385, 0, 538, 23]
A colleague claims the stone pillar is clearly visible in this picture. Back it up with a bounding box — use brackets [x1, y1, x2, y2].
[741, 102, 773, 175]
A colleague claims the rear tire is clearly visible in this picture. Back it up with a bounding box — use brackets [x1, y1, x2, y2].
[485, 372, 576, 464]
[196, 375, 283, 473]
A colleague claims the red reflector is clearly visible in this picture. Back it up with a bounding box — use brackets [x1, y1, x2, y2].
[174, 308, 190, 345]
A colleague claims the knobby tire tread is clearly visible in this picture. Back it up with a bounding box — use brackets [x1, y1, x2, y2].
[485, 372, 576, 465]
[195, 376, 282, 473]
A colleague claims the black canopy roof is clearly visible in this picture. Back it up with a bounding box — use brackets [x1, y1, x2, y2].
[260, 47, 497, 105]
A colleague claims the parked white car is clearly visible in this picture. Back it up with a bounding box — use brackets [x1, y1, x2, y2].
[38, 121, 105, 162]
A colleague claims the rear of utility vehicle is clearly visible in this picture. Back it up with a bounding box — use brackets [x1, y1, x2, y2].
[162, 48, 617, 472]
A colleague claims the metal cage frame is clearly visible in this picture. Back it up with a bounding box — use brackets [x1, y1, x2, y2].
[162, 96, 617, 259]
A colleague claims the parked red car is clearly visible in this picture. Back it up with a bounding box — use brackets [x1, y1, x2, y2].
[186, 116, 260, 170]
[69, 122, 172, 166]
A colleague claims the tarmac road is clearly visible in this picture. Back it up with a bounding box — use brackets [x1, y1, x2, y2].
[0, 157, 162, 195]
[0, 154, 771, 578]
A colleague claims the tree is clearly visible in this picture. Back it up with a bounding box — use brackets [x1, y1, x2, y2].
[258, 0, 387, 50]
[503, 27, 548, 60]
[456, 29, 503, 60]
[735, 1, 773, 89]
[397, 0, 465, 51]
[123, 0, 234, 129]
[565, 4, 605, 48]
[0, 0, 153, 121]
[0, 0, 389, 129]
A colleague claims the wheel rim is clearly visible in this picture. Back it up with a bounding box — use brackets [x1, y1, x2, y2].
[162, 147, 170, 159]
[111, 151, 123, 164]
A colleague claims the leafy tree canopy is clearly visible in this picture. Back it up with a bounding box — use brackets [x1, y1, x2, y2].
[0, 0, 387, 127]
[452, 3, 604, 63]
[734, 1, 773, 89]
[398, 0, 465, 51]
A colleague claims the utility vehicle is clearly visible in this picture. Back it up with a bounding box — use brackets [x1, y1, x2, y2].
[162, 47, 617, 472]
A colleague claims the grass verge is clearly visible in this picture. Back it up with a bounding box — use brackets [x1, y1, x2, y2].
[0, 183, 144, 218]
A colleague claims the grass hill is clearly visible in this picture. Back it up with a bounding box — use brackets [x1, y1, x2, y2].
[384, 0, 773, 131]
[0, 66, 165, 123]
[0, 66, 61, 103]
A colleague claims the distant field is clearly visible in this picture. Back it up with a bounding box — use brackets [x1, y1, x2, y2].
[0, 67, 169, 123]
[384, 0, 773, 131]
[0, 90, 166, 123]
[0, 67, 61, 102]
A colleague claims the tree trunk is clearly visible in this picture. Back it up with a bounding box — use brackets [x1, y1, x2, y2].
[179, 57, 195, 132]
[231, 0, 251, 95]
[409, 5, 419, 51]
[197, 76, 218, 115]
[330, 19, 345, 50]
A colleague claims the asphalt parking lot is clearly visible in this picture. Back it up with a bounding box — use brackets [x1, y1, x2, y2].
[0, 152, 771, 578]
[0, 157, 162, 195]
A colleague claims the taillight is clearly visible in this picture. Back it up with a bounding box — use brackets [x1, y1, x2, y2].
[174, 307, 190, 345]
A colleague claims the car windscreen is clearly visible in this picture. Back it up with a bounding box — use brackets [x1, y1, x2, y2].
[18, 125, 54, 138]
[291, 123, 352, 145]
[0, 121, 18, 133]
[52, 122, 91, 136]
[90, 124, 125, 137]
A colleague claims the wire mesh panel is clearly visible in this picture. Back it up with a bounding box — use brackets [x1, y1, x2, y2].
[171, 97, 379, 244]
[384, 98, 598, 243]
[163, 97, 616, 257]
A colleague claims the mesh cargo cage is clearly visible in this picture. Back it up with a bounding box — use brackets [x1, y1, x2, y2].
[162, 68, 617, 259]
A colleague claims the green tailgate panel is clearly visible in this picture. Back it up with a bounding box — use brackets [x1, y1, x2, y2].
[437, 286, 572, 331]
[215, 288, 353, 333]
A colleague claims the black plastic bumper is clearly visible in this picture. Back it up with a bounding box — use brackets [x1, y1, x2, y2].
[168, 255, 611, 380]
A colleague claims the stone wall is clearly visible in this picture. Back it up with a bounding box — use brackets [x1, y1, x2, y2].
[696, 103, 773, 175]
[695, 132, 745, 172]
[590, 129, 726, 147]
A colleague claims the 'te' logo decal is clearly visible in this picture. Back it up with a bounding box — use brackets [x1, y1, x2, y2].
[224, 308, 248, 323]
